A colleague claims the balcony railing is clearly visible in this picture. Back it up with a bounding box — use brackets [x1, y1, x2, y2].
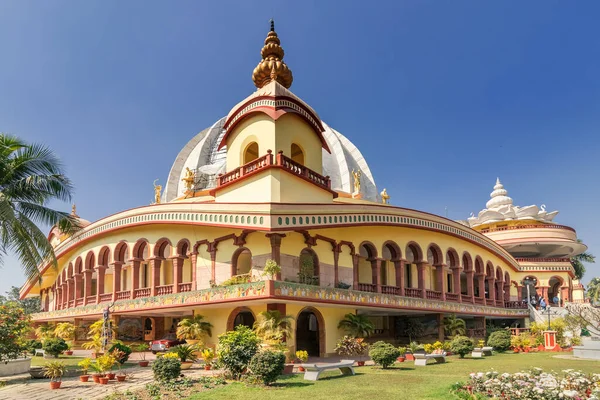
[99, 293, 112, 303]
[357, 283, 376, 292]
[156, 285, 173, 296]
[277, 152, 331, 191]
[481, 224, 575, 233]
[474, 297, 485, 305]
[505, 301, 528, 309]
[426, 290, 442, 300]
[68, 300, 75, 308]
[86, 296, 96, 304]
[404, 287, 421, 298]
[381, 285, 400, 296]
[460, 294, 472, 303]
[75, 298, 84, 306]
[178, 282, 192, 292]
[218, 152, 273, 187]
[116, 290, 131, 300]
[134, 288, 151, 298]
[510, 328, 530, 336]
[445, 292, 459, 302]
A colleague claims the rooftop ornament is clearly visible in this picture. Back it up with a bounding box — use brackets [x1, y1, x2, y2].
[252, 19, 293, 89]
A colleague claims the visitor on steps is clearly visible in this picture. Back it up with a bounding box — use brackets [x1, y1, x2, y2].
[540, 298, 547, 311]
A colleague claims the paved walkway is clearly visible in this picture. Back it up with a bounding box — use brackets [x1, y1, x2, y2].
[0, 364, 218, 400]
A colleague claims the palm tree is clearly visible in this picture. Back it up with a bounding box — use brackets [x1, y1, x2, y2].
[253, 310, 294, 343]
[586, 277, 600, 306]
[571, 239, 595, 280]
[443, 314, 466, 337]
[0, 134, 79, 281]
[176, 315, 213, 342]
[337, 313, 374, 338]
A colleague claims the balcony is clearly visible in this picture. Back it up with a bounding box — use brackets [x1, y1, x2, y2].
[86, 295, 96, 304]
[357, 283, 376, 293]
[445, 293, 459, 302]
[178, 282, 192, 292]
[156, 285, 173, 296]
[404, 287, 421, 298]
[381, 285, 400, 296]
[134, 288, 151, 298]
[116, 290, 131, 300]
[426, 290, 442, 300]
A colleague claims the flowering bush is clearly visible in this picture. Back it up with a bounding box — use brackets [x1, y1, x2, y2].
[0, 303, 31, 362]
[452, 368, 600, 399]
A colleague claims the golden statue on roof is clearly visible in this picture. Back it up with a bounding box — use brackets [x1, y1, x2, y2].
[352, 169, 362, 194]
[381, 188, 390, 204]
[181, 167, 196, 192]
[153, 179, 162, 204]
[252, 19, 293, 89]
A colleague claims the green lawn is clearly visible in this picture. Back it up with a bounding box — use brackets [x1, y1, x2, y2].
[189, 353, 600, 400]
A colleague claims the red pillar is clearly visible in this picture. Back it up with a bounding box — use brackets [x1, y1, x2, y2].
[352, 254, 359, 290]
[95, 265, 107, 303]
[395, 259, 405, 296]
[477, 273, 485, 302]
[466, 270, 474, 303]
[333, 248, 340, 287]
[172, 257, 184, 293]
[497, 279, 505, 305]
[487, 276, 496, 305]
[130, 259, 141, 299]
[417, 262, 426, 299]
[111, 262, 122, 301]
[83, 269, 93, 304]
[267, 234, 285, 280]
[190, 253, 198, 291]
[149, 258, 162, 296]
[435, 264, 446, 301]
[73, 273, 83, 300]
[372, 259, 382, 293]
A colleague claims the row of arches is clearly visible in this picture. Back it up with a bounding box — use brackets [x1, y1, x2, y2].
[243, 142, 305, 165]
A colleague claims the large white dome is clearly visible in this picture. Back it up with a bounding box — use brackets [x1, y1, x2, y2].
[164, 116, 378, 202]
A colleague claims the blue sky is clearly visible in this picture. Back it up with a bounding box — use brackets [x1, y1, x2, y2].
[1, 1, 599, 294]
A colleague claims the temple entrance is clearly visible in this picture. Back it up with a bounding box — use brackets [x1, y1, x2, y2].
[521, 276, 538, 304]
[296, 310, 320, 357]
[144, 317, 155, 341]
[233, 311, 255, 329]
[548, 277, 563, 305]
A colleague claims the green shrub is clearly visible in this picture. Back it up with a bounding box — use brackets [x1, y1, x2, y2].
[248, 350, 285, 385]
[24, 339, 42, 355]
[42, 337, 69, 358]
[450, 336, 474, 359]
[487, 330, 511, 352]
[151, 356, 181, 382]
[108, 343, 132, 364]
[217, 325, 260, 380]
[368, 341, 400, 369]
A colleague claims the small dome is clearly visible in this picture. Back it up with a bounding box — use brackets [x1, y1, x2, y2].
[485, 178, 513, 210]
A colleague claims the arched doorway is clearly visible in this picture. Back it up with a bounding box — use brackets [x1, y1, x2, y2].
[521, 276, 538, 303]
[548, 276, 564, 305]
[233, 311, 255, 329]
[299, 248, 319, 285]
[144, 317, 155, 341]
[233, 248, 252, 276]
[296, 309, 323, 357]
[243, 142, 259, 164]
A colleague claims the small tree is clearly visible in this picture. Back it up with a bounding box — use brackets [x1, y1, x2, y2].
[217, 325, 260, 380]
[152, 355, 181, 382]
[0, 303, 31, 362]
[43, 337, 69, 358]
[337, 313, 374, 338]
[404, 319, 425, 342]
[176, 315, 213, 342]
[443, 314, 466, 337]
[486, 329, 511, 352]
[450, 336, 474, 358]
[253, 310, 294, 344]
[369, 341, 400, 369]
[334, 336, 368, 359]
[54, 322, 76, 343]
[263, 259, 281, 280]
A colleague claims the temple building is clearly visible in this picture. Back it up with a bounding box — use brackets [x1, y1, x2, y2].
[21, 22, 586, 354]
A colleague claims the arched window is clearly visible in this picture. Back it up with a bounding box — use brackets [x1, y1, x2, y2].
[243, 142, 259, 164]
[291, 143, 304, 165]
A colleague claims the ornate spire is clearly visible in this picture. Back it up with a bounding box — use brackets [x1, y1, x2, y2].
[486, 177, 513, 210]
[252, 19, 293, 89]
[71, 203, 79, 217]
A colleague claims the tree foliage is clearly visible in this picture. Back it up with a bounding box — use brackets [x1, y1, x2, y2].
[217, 325, 260, 380]
[253, 310, 294, 343]
[443, 314, 466, 337]
[368, 341, 400, 369]
[0, 302, 31, 362]
[0, 286, 40, 314]
[0, 134, 80, 281]
[176, 315, 213, 341]
[571, 239, 595, 279]
[248, 350, 285, 385]
[337, 313, 375, 338]
[487, 329, 512, 352]
[585, 277, 600, 305]
[450, 336, 474, 358]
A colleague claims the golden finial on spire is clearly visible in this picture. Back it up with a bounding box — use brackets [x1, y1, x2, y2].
[71, 203, 78, 217]
[252, 19, 293, 89]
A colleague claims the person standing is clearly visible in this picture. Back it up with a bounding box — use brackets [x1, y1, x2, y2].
[540, 297, 547, 311]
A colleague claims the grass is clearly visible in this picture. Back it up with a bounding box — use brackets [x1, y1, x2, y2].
[188, 352, 600, 400]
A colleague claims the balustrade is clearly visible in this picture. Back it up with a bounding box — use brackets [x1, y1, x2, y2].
[99, 293, 112, 303]
[178, 282, 192, 292]
[68, 300, 75, 308]
[404, 287, 421, 298]
[75, 298, 84, 306]
[134, 288, 151, 298]
[510, 328, 530, 336]
[467, 328, 486, 337]
[116, 290, 131, 300]
[425, 290, 441, 300]
[474, 297, 485, 305]
[381, 285, 400, 296]
[86, 296, 96, 304]
[156, 285, 173, 296]
[505, 301, 528, 309]
[445, 292, 459, 302]
[277, 153, 331, 190]
[357, 283, 377, 293]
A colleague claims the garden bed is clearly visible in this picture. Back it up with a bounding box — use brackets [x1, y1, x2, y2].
[103, 376, 226, 400]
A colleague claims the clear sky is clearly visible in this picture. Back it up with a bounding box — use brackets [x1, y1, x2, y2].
[1, 1, 599, 294]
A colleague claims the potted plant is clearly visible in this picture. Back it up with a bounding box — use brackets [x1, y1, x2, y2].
[510, 335, 521, 353]
[78, 358, 92, 382]
[43, 361, 67, 390]
[406, 341, 422, 361]
[263, 259, 281, 280]
[110, 348, 128, 380]
[89, 361, 104, 383]
[176, 315, 213, 346]
[397, 346, 407, 362]
[96, 354, 116, 384]
[201, 348, 215, 370]
[64, 342, 73, 356]
[172, 344, 197, 370]
[334, 336, 368, 366]
[133, 343, 150, 367]
[82, 335, 104, 359]
[295, 350, 308, 371]
[54, 322, 76, 355]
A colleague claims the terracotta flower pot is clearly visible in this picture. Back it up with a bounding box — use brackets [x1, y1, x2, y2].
[92, 374, 104, 383]
[181, 361, 193, 370]
[98, 377, 109, 385]
[406, 354, 415, 361]
[79, 375, 90, 382]
[357, 361, 365, 366]
[116, 375, 126, 382]
[397, 357, 406, 363]
[64, 351, 73, 356]
[50, 381, 61, 390]
[513, 348, 520, 353]
[283, 364, 294, 375]
[204, 365, 212, 370]
[92, 352, 104, 359]
[298, 366, 305, 372]
[106, 373, 116, 380]
[138, 361, 149, 367]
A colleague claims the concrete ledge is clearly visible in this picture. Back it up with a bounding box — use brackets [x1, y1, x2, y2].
[0, 358, 32, 377]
